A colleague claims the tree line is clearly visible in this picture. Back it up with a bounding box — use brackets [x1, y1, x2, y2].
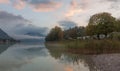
[45, 12, 120, 41]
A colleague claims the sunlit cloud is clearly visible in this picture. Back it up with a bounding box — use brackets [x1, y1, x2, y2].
[11, 0, 62, 12]
[65, 0, 83, 18]
[1, 0, 120, 28]
[30, 1, 62, 12]
[12, 0, 26, 10]
[0, 0, 9, 4]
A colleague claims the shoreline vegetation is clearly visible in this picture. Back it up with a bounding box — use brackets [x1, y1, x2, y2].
[45, 12, 120, 54]
[46, 39, 120, 54]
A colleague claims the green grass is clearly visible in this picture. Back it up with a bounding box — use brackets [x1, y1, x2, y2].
[45, 39, 120, 54]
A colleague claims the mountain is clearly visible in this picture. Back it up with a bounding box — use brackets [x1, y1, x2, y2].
[11, 32, 46, 42]
[25, 32, 45, 37]
[0, 28, 45, 42]
[20, 38, 45, 43]
[0, 28, 13, 40]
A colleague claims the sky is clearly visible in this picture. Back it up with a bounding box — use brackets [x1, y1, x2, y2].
[0, 0, 120, 39]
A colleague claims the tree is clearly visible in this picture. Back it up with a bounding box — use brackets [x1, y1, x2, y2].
[86, 24, 96, 36]
[45, 26, 63, 41]
[77, 26, 86, 37]
[86, 12, 116, 38]
[64, 26, 85, 39]
[115, 19, 120, 32]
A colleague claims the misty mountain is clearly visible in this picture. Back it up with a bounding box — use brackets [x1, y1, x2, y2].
[25, 32, 45, 37]
[20, 38, 45, 42]
[0, 28, 13, 40]
[0, 11, 48, 40]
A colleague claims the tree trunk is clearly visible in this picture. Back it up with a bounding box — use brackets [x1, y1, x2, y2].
[105, 34, 107, 38]
[97, 34, 100, 40]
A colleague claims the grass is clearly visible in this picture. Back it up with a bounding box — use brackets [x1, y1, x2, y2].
[45, 39, 120, 54]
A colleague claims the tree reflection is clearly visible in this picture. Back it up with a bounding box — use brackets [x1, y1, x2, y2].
[45, 44, 91, 71]
[46, 43, 120, 71]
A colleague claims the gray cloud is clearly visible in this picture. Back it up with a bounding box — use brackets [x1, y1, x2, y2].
[24, 0, 54, 4]
[100, 0, 120, 10]
[58, 20, 77, 30]
[106, 0, 119, 2]
[0, 11, 48, 39]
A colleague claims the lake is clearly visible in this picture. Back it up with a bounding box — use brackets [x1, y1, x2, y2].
[0, 43, 119, 71]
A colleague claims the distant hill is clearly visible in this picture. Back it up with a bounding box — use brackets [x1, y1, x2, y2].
[0, 28, 13, 40]
[0, 28, 16, 43]
[25, 32, 45, 37]
[20, 38, 45, 43]
[0, 28, 45, 42]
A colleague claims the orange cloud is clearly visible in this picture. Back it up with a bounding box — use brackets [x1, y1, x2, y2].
[65, 0, 83, 18]
[31, 2, 62, 12]
[0, 0, 9, 4]
[13, 0, 26, 10]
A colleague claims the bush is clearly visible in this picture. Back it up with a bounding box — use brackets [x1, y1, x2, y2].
[109, 32, 120, 40]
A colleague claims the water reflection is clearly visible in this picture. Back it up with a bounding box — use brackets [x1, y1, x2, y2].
[0, 44, 13, 54]
[0, 43, 119, 71]
[46, 43, 120, 71]
[0, 43, 50, 71]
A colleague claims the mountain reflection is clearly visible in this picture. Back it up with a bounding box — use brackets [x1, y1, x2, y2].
[0, 44, 13, 54]
[0, 43, 119, 71]
[0, 43, 49, 71]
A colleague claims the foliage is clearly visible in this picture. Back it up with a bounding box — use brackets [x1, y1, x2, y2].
[64, 26, 85, 39]
[46, 12, 120, 41]
[109, 32, 120, 40]
[86, 12, 116, 37]
[45, 26, 63, 41]
[115, 19, 120, 32]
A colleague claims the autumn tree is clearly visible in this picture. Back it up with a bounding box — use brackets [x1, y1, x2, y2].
[45, 26, 63, 41]
[86, 12, 116, 38]
[64, 26, 85, 39]
[115, 19, 120, 32]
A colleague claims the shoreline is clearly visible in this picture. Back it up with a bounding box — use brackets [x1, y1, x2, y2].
[45, 39, 120, 54]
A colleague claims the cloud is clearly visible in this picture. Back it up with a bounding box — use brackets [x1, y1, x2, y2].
[0, 0, 9, 4]
[106, 0, 119, 2]
[59, 20, 77, 30]
[65, 0, 83, 18]
[105, 0, 120, 10]
[0, 11, 48, 39]
[63, 0, 120, 26]
[11, 0, 62, 12]
[12, 0, 26, 10]
[28, 0, 62, 12]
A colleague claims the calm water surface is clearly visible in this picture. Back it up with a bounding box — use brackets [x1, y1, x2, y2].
[0, 43, 119, 71]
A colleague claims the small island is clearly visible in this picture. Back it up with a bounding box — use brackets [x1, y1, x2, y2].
[45, 12, 120, 54]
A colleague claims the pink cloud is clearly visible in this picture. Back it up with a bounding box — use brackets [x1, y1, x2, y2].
[11, 0, 62, 12]
[0, 0, 9, 4]
[65, 0, 83, 18]
[13, 0, 26, 10]
[30, 2, 62, 12]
